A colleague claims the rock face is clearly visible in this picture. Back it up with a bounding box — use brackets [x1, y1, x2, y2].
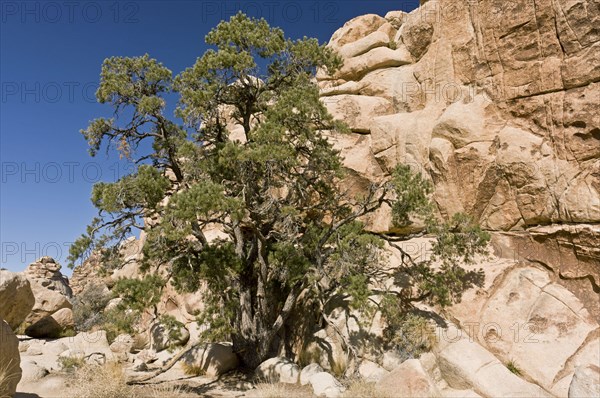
[447, 262, 599, 396]
[318, 0, 600, 239]
[0, 270, 35, 329]
[0, 318, 22, 397]
[317, 3, 600, 393]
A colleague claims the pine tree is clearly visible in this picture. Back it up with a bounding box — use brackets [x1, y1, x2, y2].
[70, 13, 488, 368]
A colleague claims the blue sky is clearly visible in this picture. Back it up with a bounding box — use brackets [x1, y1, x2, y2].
[0, 0, 419, 274]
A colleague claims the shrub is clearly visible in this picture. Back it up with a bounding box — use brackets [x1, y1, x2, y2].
[72, 283, 111, 331]
[58, 355, 86, 371]
[102, 307, 138, 344]
[506, 360, 522, 376]
[381, 305, 437, 361]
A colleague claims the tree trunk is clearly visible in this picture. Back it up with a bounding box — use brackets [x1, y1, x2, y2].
[232, 331, 272, 369]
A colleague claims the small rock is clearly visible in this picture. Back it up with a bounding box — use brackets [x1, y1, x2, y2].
[110, 333, 135, 354]
[300, 363, 324, 385]
[255, 357, 300, 384]
[358, 359, 389, 382]
[183, 343, 239, 377]
[382, 350, 404, 371]
[309, 372, 345, 398]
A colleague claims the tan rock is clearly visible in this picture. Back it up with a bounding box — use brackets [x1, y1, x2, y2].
[436, 338, 550, 397]
[255, 357, 300, 384]
[321, 94, 393, 133]
[329, 14, 387, 50]
[477, 266, 597, 393]
[183, 343, 239, 377]
[376, 358, 440, 398]
[309, 372, 345, 398]
[568, 364, 600, 398]
[25, 279, 72, 325]
[25, 308, 74, 338]
[0, 270, 35, 329]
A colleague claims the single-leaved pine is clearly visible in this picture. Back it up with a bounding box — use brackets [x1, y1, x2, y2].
[70, 13, 489, 368]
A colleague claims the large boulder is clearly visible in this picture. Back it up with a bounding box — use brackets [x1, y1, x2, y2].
[24, 308, 74, 338]
[300, 363, 324, 386]
[182, 343, 239, 377]
[255, 357, 300, 384]
[0, 270, 35, 329]
[0, 318, 22, 397]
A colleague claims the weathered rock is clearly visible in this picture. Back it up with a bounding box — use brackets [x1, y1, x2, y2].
[436, 338, 551, 397]
[24, 258, 72, 326]
[183, 343, 239, 377]
[381, 350, 404, 371]
[300, 363, 324, 385]
[476, 266, 597, 394]
[150, 321, 190, 352]
[0, 270, 35, 329]
[568, 364, 600, 398]
[109, 333, 135, 354]
[0, 318, 21, 397]
[24, 257, 71, 297]
[25, 307, 74, 338]
[20, 359, 49, 383]
[309, 372, 345, 398]
[317, 0, 600, 235]
[376, 358, 439, 397]
[358, 359, 389, 382]
[255, 357, 300, 384]
[321, 94, 394, 133]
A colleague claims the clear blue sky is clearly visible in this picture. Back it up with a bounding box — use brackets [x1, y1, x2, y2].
[0, 0, 419, 274]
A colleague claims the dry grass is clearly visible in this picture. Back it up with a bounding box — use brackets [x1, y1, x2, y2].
[64, 362, 193, 398]
[134, 383, 188, 398]
[65, 362, 137, 398]
[181, 361, 206, 376]
[246, 383, 314, 398]
[0, 360, 21, 397]
[343, 380, 391, 398]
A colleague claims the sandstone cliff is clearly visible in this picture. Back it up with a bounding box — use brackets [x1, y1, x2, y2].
[318, 0, 599, 318]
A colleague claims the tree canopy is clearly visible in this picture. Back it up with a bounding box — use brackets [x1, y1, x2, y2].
[70, 12, 488, 368]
